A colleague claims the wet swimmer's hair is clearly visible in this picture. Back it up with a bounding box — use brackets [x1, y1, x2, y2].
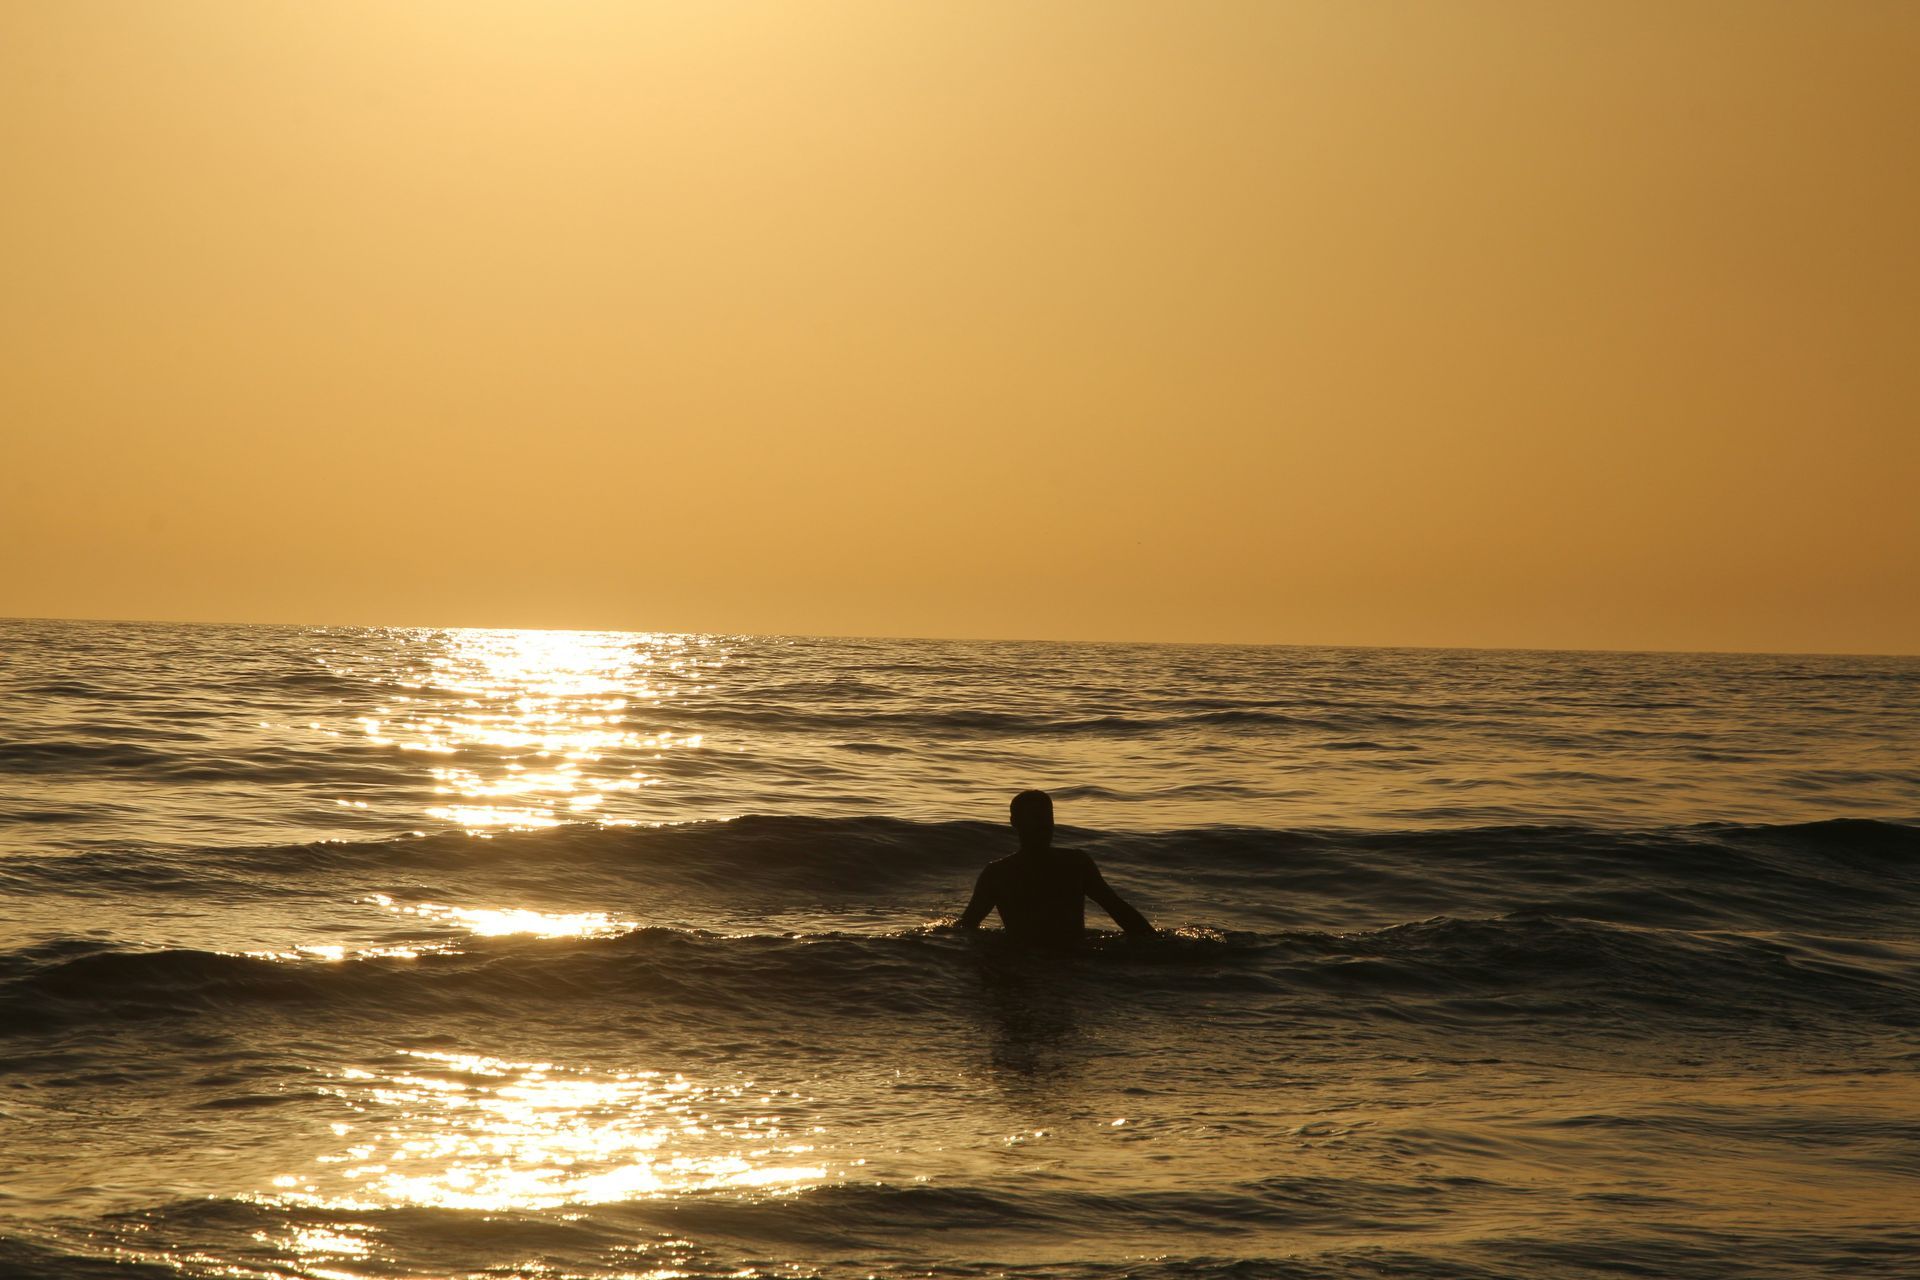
[1010, 789, 1054, 840]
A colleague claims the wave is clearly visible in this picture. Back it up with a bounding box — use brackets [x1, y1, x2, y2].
[5, 816, 1916, 932]
[643, 700, 1433, 738]
[0, 736, 413, 785]
[0, 1238, 176, 1280]
[10, 1170, 1919, 1280]
[0, 815, 1004, 895]
[6, 906, 1915, 1039]
[4, 813, 1913, 1048]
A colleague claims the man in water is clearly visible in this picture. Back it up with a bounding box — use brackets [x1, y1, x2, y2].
[957, 790, 1156, 941]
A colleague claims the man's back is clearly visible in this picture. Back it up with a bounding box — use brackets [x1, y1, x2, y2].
[973, 849, 1094, 942]
[957, 790, 1156, 941]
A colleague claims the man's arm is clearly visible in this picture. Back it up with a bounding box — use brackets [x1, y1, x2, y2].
[1081, 855, 1156, 936]
[956, 867, 997, 929]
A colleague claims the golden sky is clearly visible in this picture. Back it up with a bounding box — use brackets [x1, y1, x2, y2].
[3, 2, 1915, 652]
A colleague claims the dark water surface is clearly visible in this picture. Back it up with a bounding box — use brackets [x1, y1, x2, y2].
[2, 620, 1917, 1278]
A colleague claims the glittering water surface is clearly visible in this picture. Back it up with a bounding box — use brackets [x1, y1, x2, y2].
[1, 620, 1917, 1279]
[281, 1051, 827, 1211]
[5, 620, 1917, 851]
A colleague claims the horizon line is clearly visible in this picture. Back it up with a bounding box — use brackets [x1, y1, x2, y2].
[3, 611, 1915, 662]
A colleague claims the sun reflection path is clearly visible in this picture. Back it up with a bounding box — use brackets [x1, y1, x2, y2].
[248, 1224, 375, 1280]
[367, 894, 637, 940]
[272, 1052, 828, 1212]
[360, 629, 711, 833]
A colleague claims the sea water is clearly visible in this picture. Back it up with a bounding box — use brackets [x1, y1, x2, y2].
[1, 619, 1916, 1278]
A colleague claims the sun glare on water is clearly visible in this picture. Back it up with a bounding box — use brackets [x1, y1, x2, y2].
[361, 628, 710, 833]
[367, 894, 638, 939]
[267, 1052, 828, 1213]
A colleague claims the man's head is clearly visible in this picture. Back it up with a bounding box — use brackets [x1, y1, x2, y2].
[1010, 789, 1054, 848]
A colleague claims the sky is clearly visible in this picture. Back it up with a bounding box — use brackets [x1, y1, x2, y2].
[2, 1, 1915, 652]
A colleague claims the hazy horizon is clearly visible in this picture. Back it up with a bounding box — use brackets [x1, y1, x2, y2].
[8, 609, 1916, 660]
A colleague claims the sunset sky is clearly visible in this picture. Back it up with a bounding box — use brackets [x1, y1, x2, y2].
[3, 2, 1915, 652]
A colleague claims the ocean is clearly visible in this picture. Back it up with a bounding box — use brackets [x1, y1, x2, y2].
[1, 618, 1916, 1279]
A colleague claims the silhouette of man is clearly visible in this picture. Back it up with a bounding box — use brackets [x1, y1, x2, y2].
[957, 790, 1156, 942]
